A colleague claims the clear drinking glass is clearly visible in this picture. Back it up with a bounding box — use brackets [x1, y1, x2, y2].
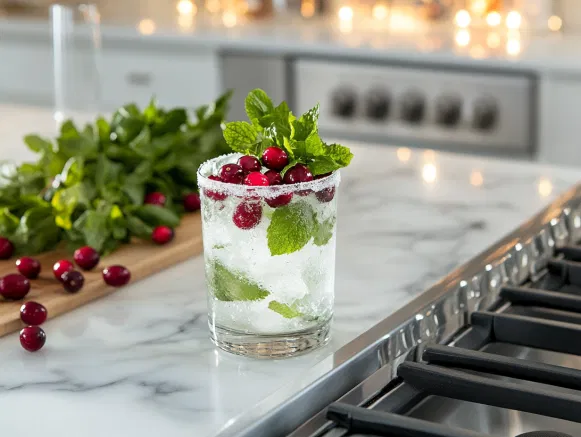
[50, 3, 102, 126]
[198, 154, 340, 358]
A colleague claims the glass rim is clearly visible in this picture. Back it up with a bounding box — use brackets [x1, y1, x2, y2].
[197, 153, 341, 198]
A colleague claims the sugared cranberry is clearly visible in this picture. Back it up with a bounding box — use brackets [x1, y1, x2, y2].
[315, 187, 336, 203]
[233, 202, 262, 230]
[283, 164, 314, 184]
[205, 175, 227, 201]
[61, 270, 84, 293]
[262, 147, 289, 171]
[20, 301, 47, 325]
[53, 260, 74, 281]
[219, 164, 244, 184]
[16, 257, 41, 279]
[0, 237, 14, 259]
[103, 265, 131, 287]
[244, 172, 269, 187]
[0, 274, 31, 300]
[19, 326, 46, 352]
[74, 246, 100, 271]
[238, 156, 262, 173]
[264, 170, 283, 185]
[152, 225, 174, 245]
[265, 193, 293, 208]
[144, 192, 166, 206]
[183, 192, 201, 212]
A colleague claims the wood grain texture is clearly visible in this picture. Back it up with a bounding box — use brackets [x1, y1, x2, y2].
[0, 212, 203, 337]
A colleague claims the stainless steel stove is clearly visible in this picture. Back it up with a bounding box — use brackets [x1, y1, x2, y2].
[226, 184, 581, 437]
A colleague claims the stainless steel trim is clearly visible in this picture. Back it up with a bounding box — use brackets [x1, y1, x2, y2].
[217, 183, 581, 437]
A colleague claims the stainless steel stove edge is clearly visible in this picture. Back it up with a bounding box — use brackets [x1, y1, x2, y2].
[217, 183, 581, 437]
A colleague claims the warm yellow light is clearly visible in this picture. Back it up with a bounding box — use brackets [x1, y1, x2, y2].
[455, 9, 471, 28]
[486, 32, 501, 48]
[338, 6, 353, 21]
[301, 0, 315, 17]
[506, 11, 522, 29]
[469, 0, 487, 16]
[372, 3, 389, 20]
[538, 177, 553, 198]
[138, 19, 156, 35]
[206, 0, 221, 13]
[548, 15, 562, 32]
[506, 38, 521, 56]
[397, 147, 411, 162]
[178, 14, 195, 29]
[177, 0, 194, 14]
[470, 171, 484, 187]
[486, 11, 501, 27]
[388, 10, 416, 31]
[470, 45, 486, 59]
[222, 10, 237, 27]
[422, 163, 437, 184]
[455, 29, 470, 47]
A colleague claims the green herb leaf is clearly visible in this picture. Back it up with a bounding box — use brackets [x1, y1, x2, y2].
[267, 201, 315, 256]
[245, 89, 274, 125]
[24, 135, 52, 154]
[10, 206, 61, 255]
[133, 204, 180, 228]
[60, 157, 84, 186]
[51, 183, 92, 230]
[128, 126, 152, 158]
[308, 156, 340, 176]
[223, 121, 258, 154]
[268, 301, 303, 318]
[95, 155, 122, 189]
[259, 101, 293, 149]
[126, 214, 153, 239]
[292, 103, 319, 141]
[209, 259, 269, 301]
[326, 143, 354, 166]
[96, 117, 111, 142]
[313, 216, 336, 246]
[73, 210, 110, 252]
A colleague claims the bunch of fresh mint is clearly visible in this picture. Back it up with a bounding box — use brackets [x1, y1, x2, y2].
[223, 89, 353, 176]
[0, 92, 232, 256]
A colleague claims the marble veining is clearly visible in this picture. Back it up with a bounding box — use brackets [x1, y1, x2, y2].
[0, 105, 579, 436]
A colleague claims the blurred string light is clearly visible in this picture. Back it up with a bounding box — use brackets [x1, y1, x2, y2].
[455, 29, 470, 47]
[372, 3, 389, 21]
[338, 6, 353, 21]
[177, 0, 195, 14]
[301, 0, 315, 18]
[470, 170, 484, 187]
[138, 18, 156, 34]
[222, 10, 237, 27]
[548, 15, 562, 32]
[538, 177, 553, 197]
[397, 147, 411, 162]
[486, 11, 501, 27]
[206, 0, 221, 14]
[506, 11, 522, 29]
[454, 9, 471, 28]
[486, 32, 501, 48]
[469, 0, 487, 16]
[422, 163, 437, 184]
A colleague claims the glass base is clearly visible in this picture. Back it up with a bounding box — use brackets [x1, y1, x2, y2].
[210, 319, 331, 358]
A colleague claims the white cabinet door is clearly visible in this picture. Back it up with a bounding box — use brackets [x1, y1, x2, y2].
[538, 74, 581, 166]
[99, 47, 220, 111]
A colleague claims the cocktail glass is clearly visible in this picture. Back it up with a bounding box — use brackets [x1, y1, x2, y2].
[198, 154, 340, 358]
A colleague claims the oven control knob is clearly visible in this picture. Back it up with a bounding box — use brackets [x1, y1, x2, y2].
[436, 94, 462, 127]
[473, 98, 498, 131]
[331, 88, 357, 118]
[400, 91, 425, 124]
[365, 89, 390, 121]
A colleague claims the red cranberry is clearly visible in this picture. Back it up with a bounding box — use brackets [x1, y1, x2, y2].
[152, 225, 174, 245]
[19, 326, 46, 352]
[0, 274, 31, 300]
[61, 270, 84, 293]
[144, 192, 166, 206]
[264, 170, 283, 185]
[103, 265, 131, 287]
[262, 147, 289, 171]
[238, 155, 262, 173]
[233, 202, 262, 230]
[204, 175, 227, 201]
[53, 260, 74, 281]
[74, 246, 100, 271]
[183, 192, 201, 212]
[283, 164, 314, 184]
[315, 187, 336, 203]
[265, 193, 293, 208]
[20, 301, 47, 325]
[219, 164, 244, 184]
[16, 257, 41, 279]
[0, 237, 14, 259]
[244, 172, 269, 186]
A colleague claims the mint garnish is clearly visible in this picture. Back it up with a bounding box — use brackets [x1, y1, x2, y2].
[223, 121, 258, 155]
[267, 201, 315, 256]
[268, 301, 302, 319]
[313, 216, 336, 246]
[209, 259, 269, 301]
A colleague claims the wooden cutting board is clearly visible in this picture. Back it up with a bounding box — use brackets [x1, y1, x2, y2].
[0, 212, 203, 337]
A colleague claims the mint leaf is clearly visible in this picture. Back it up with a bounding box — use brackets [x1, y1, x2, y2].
[245, 89, 274, 124]
[133, 204, 180, 228]
[292, 104, 320, 141]
[268, 301, 302, 318]
[24, 135, 52, 154]
[209, 259, 269, 301]
[267, 201, 315, 256]
[223, 121, 258, 154]
[305, 132, 325, 156]
[259, 102, 293, 147]
[314, 216, 336, 246]
[308, 156, 340, 176]
[327, 143, 353, 166]
[60, 157, 84, 186]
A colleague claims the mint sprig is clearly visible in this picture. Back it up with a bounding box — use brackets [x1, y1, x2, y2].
[209, 259, 269, 301]
[223, 89, 353, 176]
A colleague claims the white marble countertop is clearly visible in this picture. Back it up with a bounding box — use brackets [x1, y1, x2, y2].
[0, 104, 579, 436]
[4, 1, 581, 76]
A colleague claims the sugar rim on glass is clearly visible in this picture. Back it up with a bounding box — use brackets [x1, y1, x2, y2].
[197, 153, 341, 199]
